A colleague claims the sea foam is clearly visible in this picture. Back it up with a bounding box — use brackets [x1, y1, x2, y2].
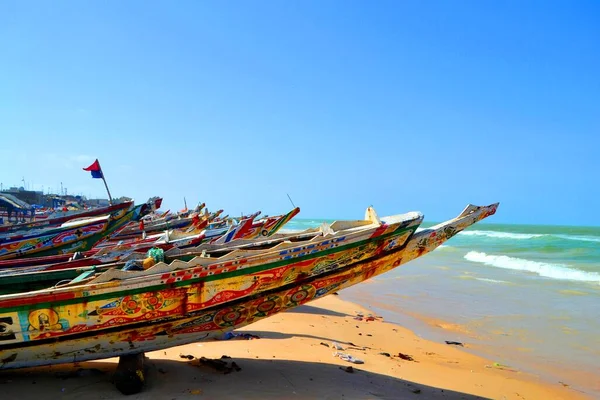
[460, 230, 600, 244]
[459, 230, 543, 240]
[464, 251, 600, 284]
[555, 234, 600, 243]
[474, 277, 510, 284]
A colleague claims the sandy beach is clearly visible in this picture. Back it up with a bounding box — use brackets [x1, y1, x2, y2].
[0, 295, 588, 400]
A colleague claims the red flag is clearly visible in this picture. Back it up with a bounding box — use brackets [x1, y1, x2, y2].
[83, 159, 103, 179]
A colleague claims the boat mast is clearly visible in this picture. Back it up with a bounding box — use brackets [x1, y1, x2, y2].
[97, 160, 113, 205]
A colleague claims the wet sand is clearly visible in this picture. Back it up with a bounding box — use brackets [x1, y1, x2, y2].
[341, 265, 600, 397]
[0, 296, 589, 399]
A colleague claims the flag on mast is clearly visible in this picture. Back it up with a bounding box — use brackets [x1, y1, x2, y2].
[82, 159, 113, 205]
[83, 159, 103, 179]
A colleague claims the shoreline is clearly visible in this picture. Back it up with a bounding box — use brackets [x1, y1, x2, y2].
[341, 288, 598, 398]
[341, 267, 600, 397]
[0, 295, 590, 399]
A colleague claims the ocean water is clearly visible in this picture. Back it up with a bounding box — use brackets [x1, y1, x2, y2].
[283, 218, 600, 395]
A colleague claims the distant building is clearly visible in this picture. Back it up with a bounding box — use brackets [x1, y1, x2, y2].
[1, 188, 43, 206]
[0, 193, 34, 223]
[86, 198, 111, 207]
[1, 187, 131, 212]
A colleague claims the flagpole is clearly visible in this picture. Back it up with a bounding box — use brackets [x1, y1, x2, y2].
[98, 161, 113, 205]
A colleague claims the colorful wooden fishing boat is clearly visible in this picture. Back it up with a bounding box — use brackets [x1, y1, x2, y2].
[109, 208, 222, 241]
[0, 202, 497, 369]
[0, 208, 300, 280]
[0, 198, 162, 260]
[0, 230, 319, 296]
[0, 201, 135, 234]
[183, 207, 299, 244]
[110, 217, 196, 241]
[230, 207, 301, 241]
[94, 212, 211, 248]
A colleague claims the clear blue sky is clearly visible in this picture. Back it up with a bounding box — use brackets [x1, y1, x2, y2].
[1, 1, 598, 225]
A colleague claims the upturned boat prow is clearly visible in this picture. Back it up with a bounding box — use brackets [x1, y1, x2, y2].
[402, 202, 500, 262]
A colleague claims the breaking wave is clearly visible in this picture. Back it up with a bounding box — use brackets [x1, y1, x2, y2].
[460, 230, 600, 243]
[554, 235, 600, 243]
[474, 277, 510, 284]
[464, 251, 600, 284]
[459, 230, 543, 240]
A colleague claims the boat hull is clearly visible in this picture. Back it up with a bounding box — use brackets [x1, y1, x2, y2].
[0, 202, 134, 234]
[0, 203, 152, 260]
[0, 249, 407, 368]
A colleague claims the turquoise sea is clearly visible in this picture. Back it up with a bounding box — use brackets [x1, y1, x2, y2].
[283, 218, 600, 396]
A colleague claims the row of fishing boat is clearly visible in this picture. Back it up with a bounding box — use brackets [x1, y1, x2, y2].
[0, 196, 499, 371]
[0, 198, 299, 263]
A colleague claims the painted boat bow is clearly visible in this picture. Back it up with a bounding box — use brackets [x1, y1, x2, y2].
[401, 202, 499, 262]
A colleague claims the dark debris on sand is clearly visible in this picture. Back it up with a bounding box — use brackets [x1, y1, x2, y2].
[197, 356, 242, 374]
